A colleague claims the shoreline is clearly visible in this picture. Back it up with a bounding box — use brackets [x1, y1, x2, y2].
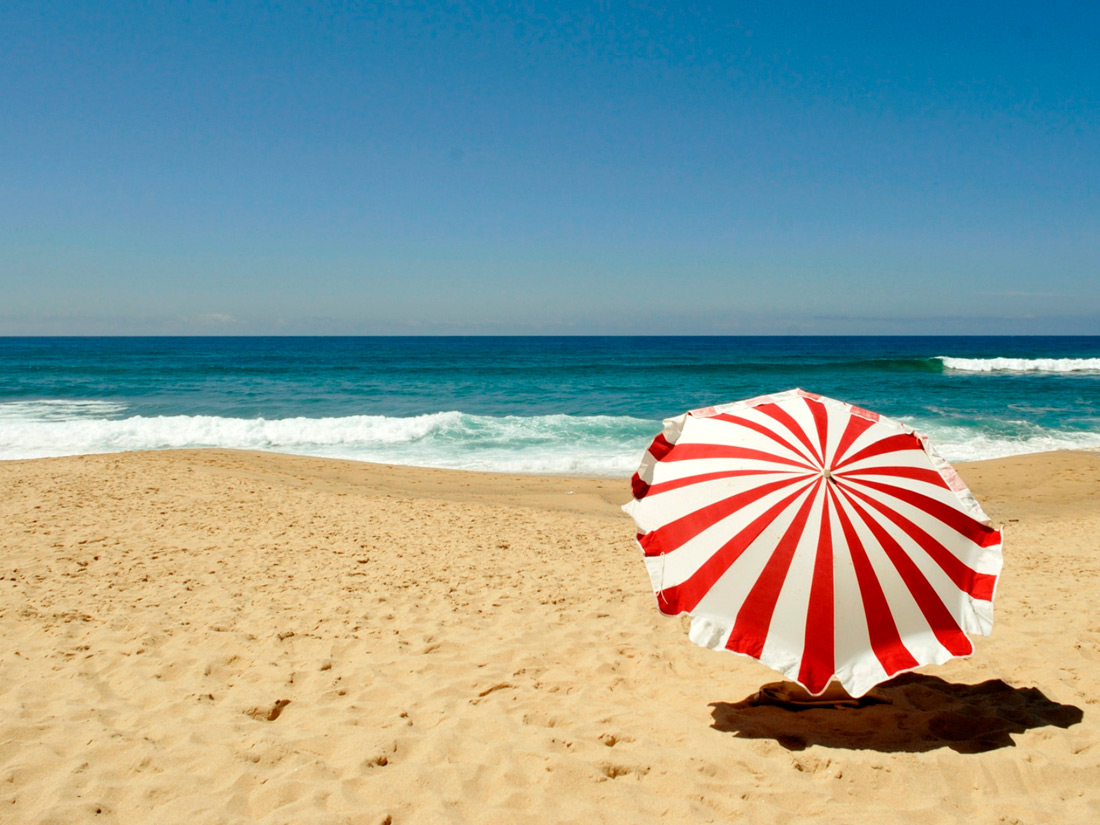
[1, 446, 1098, 521]
[1, 448, 1097, 823]
[3, 441, 1098, 480]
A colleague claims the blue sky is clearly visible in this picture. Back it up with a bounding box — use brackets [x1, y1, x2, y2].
[2, 1, 1097, 334]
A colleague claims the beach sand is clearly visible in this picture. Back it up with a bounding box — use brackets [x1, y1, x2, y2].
[1, 448, 1097, 824]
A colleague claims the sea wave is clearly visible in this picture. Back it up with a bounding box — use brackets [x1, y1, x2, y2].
[602, 357, 945, 374]
[0, 407, 658, 476]
[0, 399, 130, 421]
[903, 420, 1100, 462]
[937, 357, 1100, 373]
[2, 401, 1096, 473]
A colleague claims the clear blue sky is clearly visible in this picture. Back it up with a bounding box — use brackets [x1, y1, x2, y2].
[2, 1, 1097, 334]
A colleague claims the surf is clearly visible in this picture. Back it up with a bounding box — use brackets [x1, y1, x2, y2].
[2, 400, 1098, 472]
[0, 405, 657, 476]
[936, 357, 1100, 373]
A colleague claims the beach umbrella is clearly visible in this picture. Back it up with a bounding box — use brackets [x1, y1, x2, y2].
[623, 389, 1003, 698]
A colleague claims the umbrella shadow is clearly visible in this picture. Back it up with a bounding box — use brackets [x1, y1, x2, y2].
[710, 673, 1083, 754]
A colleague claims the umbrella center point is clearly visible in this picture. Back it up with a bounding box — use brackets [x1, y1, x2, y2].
[822, 469, 834, 482]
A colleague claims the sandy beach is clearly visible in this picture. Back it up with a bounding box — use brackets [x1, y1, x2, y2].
[1, 448, 1097, 824]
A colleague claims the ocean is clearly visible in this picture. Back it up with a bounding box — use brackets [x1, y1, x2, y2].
[2, 336, 1098, 475]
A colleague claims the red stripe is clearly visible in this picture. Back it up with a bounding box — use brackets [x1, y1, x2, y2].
[711, 413, 818, 467]
[654, 483, 816, 615]
[756, 403, 825, 467]
[648, 433, 675, 461]
[836, 465, 952, 491]
[833, 432, 923, 470]
[830, 414, 876, 470]
[655, 442, 816, 471]
[725, 480, 823, 658]
[834, 487, 973, 657]
[637, 468, 801, 498]
[838, 477, 1001, 548]
[838, 484, 998, 600]
[639, 475, 812, 558]
[806, 398, 830, 466]
[798, 494, 836, 694]
[632, 430, 682, 498]
[830, 487, 920, 678]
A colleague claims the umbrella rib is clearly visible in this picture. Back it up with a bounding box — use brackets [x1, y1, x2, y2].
[836, 482, 998, 600]
[725, 478, 823, 659]
[827, 486, 921, 679]
[652, 480, 818, 616]
[832, 485, 974, 656]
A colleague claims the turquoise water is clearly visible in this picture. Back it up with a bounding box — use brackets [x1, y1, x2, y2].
[2, 336, 1098, 474]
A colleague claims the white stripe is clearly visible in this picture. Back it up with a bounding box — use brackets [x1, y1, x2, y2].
[833, 417, 920, 467]
[836, 479, 1002, 576]
[835, 443, 938, 478]
[689, 483, 819, 621]
[756, 483, 828, 683]
[829, 493, 890, 696]
[650, 457, 810, 487]
[686, 414, 817, 468]
[648, 478, 817, 591]
[817, 399, 855, 469]
[773, 396, 826, 465]
[835, 486, 969, 612]
[834, 489, 956, 666]
[633, 469, 811, 535]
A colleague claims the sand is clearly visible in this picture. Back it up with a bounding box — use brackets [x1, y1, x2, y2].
[1, 448, 1097, 824]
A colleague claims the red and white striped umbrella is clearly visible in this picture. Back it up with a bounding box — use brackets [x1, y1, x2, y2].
[624, 389, 1003, 698]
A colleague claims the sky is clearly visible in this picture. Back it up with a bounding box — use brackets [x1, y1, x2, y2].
[1, 1, 1097, 335]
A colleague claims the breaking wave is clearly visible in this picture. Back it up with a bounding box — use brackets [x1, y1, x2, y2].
[937, 357, 1100, 374]
[0, 399, 130, 421]
[2, 399, 1096, 473]
[902, 420, 1100, 463]
[0, 404, 657, 476]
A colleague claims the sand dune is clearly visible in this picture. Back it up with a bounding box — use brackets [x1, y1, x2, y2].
[1, 449, 1097, 824]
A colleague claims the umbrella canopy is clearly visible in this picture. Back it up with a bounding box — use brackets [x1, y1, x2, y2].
[623, 389, 1003, 697]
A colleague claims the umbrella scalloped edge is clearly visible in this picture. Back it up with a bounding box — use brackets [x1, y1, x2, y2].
[624, 388, 1004, 698]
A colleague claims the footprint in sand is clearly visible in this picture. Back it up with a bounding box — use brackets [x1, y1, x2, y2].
[244, 699, 290, 721]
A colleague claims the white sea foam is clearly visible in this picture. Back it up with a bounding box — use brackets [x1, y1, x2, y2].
[0, 408, 654, 476]
[902, 420, 1100, 463]
[937, 356, 1100, 373]
[0, 399, 129, 421]
[2, 402, 1096, 474]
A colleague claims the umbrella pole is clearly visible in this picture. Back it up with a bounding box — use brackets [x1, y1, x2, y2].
[754, 680, 863, 709]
